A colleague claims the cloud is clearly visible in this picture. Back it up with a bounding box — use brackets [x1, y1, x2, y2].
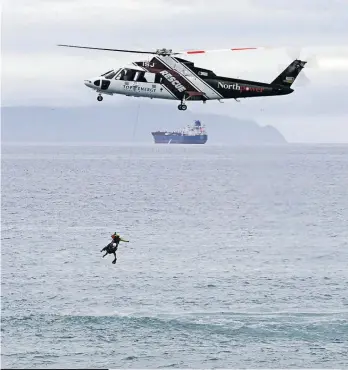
[2, 0, 347, 51]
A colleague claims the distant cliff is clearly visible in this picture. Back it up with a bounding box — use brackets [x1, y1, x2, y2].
[1, 104, 287, 144]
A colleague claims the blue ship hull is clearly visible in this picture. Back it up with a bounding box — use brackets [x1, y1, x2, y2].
[152, 133, 208, 144]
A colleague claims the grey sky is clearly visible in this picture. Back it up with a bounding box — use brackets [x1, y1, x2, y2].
[2, 0, 348, 142]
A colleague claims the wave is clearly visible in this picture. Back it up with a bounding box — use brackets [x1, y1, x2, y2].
[2, 310, 347, 342]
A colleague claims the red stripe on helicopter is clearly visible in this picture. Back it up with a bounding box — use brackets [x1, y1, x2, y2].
[186, 47, 258, 54]
[186, 50, 205, 54]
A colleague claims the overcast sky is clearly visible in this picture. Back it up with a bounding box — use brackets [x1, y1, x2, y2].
[2, 0, 348, 142]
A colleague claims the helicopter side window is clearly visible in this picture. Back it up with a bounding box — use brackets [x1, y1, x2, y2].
[123, 69, 136, 81]
[134, 71, 147, 82]
[144, 72, 155, 83]
[114, 68, 151, 82]
[115, 68, 138, 81]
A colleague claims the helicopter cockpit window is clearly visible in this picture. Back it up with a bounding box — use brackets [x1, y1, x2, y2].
[114, 68, 138, 81]
[104, 71, 117, 79]
[101, 69, 113, 76]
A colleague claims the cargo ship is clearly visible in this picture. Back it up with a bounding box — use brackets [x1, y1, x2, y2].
[151, 120, 207, 144]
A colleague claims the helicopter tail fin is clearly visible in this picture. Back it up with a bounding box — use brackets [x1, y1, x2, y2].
[271, 59, 307, 87]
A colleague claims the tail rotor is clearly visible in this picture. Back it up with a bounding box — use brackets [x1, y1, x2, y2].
[277, 47, 319, 87]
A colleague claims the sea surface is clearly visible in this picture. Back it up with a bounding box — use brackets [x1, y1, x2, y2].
[1, 143, 348, 369]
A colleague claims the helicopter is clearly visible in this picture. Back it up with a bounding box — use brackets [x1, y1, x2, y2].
[58, 44, 307, 111]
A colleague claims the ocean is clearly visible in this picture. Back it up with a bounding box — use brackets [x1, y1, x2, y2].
[1, 143, 348, 369]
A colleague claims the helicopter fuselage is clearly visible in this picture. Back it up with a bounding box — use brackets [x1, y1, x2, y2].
[83, 55, 305, 110]
[85, 75, 292, 100]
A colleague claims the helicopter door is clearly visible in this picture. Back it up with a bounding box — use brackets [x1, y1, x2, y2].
[100, 80, 111, 90]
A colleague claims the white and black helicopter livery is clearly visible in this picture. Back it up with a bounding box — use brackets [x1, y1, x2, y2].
[58, 45, 307, 111]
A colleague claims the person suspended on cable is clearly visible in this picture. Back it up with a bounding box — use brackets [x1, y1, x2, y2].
[100, 232, 129, 264]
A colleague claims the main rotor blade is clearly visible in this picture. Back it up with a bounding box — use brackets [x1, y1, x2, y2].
[57, 44, 156, 54]
[175, 47, 272, 55]
[58, 44, 273, 56]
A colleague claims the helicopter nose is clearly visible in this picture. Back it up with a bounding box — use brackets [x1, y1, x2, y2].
[84, 78, 101, 89]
